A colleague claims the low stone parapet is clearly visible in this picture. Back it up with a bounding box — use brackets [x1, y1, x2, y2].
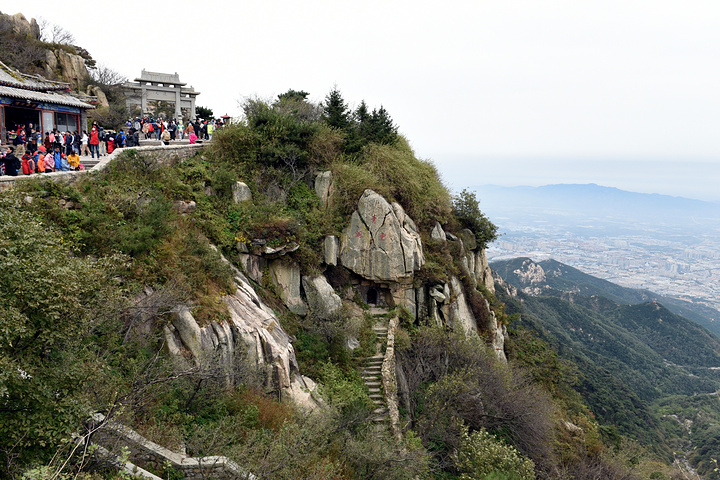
[0, 143, 207, 191]
[91, 413, 255, 480]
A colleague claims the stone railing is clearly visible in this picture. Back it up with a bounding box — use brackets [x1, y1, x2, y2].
[91, 414, 255, 480]
[0, 143, 207, 190]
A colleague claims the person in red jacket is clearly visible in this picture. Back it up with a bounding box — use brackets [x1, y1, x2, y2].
[89, 125, 100, 158]
[21, 152, 33, 174]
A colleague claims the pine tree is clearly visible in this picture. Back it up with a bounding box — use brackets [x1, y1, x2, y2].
[321, 88, 351, 130]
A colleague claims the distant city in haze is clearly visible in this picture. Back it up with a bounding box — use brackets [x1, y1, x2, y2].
[474, 183, 720, 314]
[443, 157, 720, 203]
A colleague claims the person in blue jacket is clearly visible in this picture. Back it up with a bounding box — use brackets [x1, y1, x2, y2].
[53, 146, 62, 171]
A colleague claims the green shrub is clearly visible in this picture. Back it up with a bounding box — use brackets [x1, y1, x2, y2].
[317, 361, 373, 414]
[358, 140, 452, 230]
[457, 426, 535, 480]
[452, 189, 498, 249]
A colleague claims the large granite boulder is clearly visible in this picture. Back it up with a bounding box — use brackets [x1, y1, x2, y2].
[340, 190, 424, 282]
[302, 275, 342, 320]
[233, 182, 252, 203]
[86, 85, 110, 108]
[431, 221, 447, 242]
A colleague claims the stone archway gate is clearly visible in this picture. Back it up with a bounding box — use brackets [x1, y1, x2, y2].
[123, 70, 199, 121]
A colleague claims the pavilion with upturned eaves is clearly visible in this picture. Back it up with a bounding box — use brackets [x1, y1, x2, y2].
[122, 70, 199, 121]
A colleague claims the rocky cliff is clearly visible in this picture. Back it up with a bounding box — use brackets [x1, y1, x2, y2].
[160, 169, 506, 404]
[0, 11, 92, 90]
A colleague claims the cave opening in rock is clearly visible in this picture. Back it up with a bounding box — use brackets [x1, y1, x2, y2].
[367, 287, 378, 305]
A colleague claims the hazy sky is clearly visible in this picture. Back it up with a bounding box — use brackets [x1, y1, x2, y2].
[16, 1, 720, 201]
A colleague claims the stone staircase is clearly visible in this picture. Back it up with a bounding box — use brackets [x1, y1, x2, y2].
[360, 310, 390, 422]
[79, 155, 101, 169]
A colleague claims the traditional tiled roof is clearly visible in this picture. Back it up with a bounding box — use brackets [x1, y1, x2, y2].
[0, 60, 92, 108]
[0, 84, 93, 108]
[0, 61, 70, 91]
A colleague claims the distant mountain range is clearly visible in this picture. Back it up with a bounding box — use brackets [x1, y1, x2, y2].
[492, 257, 720, 473]
[472, 183, 720, 234]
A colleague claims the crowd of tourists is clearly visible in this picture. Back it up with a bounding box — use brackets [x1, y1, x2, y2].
[1, 116, 226, 176]
[0, 122, 103, 176]
[124, 116, 223, 146]
[1, 143, 84, 176]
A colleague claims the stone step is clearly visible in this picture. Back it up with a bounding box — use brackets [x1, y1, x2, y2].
[364, 360, 384, 367]
[362, 359, 382, 366]
[368, 387, 382, 394]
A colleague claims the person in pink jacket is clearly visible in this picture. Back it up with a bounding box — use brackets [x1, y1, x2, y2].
[43, 152, 54, 173]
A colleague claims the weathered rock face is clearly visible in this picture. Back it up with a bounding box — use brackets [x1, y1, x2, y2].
[323, 235, 339, 266]
[164, 271, 315, 404]
[86, 85, 109, 108]
[54, 50, 89, 90]
[269, 260, 306, 316]
[314, 171, 334, 209]
[44, 50, 58, 75]
[457, 228, 477, 251]
[474, 249, 495, 294]
[340, 190, 424, 282]
[3, 13, 40, 38]
[513, 258, 547, 285]
[404, 274, 506, 362]
[448, 276, 479, 335]
[173, 200, 196, 214]
[302, 275, 342, 320]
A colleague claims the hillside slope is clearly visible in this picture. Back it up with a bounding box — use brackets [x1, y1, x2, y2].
[494, 257, 720, 475]
[493, 257, 720, 338]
